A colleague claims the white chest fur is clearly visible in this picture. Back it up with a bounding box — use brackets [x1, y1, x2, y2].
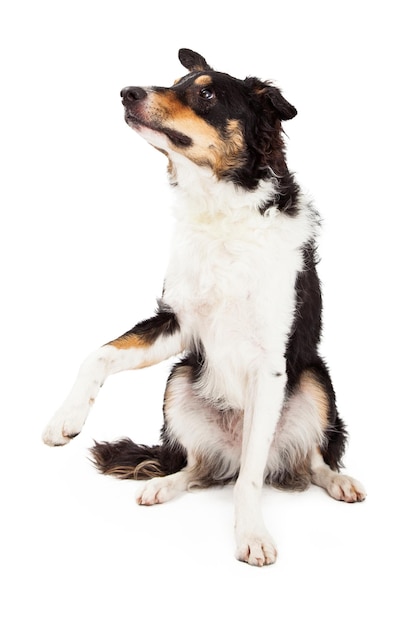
[162, 170, 315, 408]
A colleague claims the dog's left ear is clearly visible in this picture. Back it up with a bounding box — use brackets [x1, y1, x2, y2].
[266, 86, 297, 120]
[178, 48, 213, 72]
[246, 78, 297, 121]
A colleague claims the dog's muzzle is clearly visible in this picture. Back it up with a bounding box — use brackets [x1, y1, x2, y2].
[120, 85, 192, 148]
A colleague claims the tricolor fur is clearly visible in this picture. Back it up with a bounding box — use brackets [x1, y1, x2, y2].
[43, 49, 365, 566]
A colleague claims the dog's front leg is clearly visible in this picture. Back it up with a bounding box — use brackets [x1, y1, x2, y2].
[234, 366, 286, 566]
[42, 306, 182, 446]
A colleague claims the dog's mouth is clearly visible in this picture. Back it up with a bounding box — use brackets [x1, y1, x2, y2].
[124, 111, 192, 148]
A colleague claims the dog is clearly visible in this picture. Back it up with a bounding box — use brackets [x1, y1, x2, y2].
[43, 48, 366, 566]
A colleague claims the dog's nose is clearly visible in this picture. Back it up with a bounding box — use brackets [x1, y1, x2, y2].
[120, 87, 147, 102]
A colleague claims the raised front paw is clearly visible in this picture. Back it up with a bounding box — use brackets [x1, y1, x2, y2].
[42, 405, 88, 446]
[235, 530, 278, 567]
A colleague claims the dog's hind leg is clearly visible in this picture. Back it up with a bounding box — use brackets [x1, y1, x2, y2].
[299, 367, 366, 502]
[135, 456, 198, 505]
[135, 359, 239, 506]
[310, 447, 366, 502]
[42, 304, 182, 446]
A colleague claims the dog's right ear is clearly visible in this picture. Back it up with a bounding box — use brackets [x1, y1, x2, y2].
[178, 49, 213, 72]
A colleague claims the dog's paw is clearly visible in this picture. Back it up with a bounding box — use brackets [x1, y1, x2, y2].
[136, 476, 180, 506]
[327, 474, 366, 503]
[235, 531, 278, 567]
[42, 406, 88, 446]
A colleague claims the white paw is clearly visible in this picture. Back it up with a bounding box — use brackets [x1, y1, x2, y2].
[136, 476, 181, 506]
[42, 405, 89, 446]
[327, 474, 366, 503]
[235, 530, 278, 567]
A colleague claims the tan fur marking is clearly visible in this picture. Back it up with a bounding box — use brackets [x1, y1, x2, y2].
[299, 370, 329, 430]
[194, 75, 212, 86]
[108, 334, 148, 349]
[106, 335, 160, 370]
[169, 115, 245, 175]
[212, 119, 246, 174]
[163, 364, 191, 413]
[151, 91, 192, 120]
[144, 92, 246, 176]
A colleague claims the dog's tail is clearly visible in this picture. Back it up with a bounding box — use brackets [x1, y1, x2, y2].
[90, 438, 187, 480]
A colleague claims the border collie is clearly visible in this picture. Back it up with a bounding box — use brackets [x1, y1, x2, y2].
[43, 49, 366, 566]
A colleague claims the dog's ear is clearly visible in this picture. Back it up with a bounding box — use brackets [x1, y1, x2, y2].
[266, 86, 297, 120]
[246, 78, 297, 121]
[178, 49, 213, 72]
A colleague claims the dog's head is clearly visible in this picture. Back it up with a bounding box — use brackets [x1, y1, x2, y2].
[121, 49, 297, 189]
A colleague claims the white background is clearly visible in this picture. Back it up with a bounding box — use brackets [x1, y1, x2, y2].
[1, 1, 417, 624]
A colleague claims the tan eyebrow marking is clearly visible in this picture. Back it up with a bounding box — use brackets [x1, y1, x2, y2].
[194, 74, 212, 86]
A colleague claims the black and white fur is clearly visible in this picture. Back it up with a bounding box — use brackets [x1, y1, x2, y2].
[43, 49, 365, 566]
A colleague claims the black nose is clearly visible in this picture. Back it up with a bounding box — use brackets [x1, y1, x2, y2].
[120, 86, 147, 102]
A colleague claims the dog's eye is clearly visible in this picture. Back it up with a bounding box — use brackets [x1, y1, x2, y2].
[199, 87, 214, 100]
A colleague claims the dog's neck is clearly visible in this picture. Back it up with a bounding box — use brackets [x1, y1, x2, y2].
[168, 154, 285, 221]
